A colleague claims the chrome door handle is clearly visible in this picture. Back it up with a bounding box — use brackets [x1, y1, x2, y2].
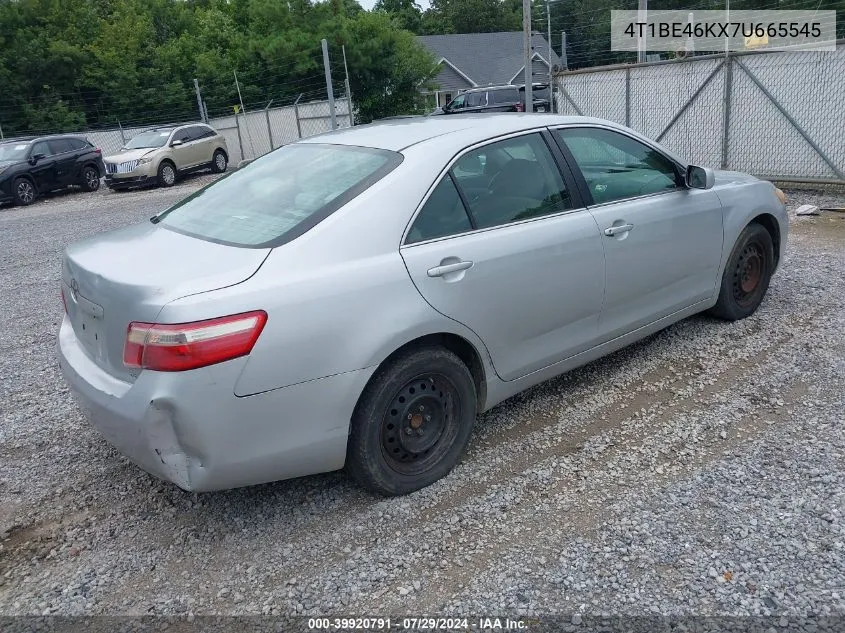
[427, 260, 474, 277]
[604, 223, 634, 236]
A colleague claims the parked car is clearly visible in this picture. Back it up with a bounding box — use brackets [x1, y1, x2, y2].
[0, 135, 104, 206]
[104, 123, 228, 190]
[58, 114, 788, 497]
[431, 84, 553, 116]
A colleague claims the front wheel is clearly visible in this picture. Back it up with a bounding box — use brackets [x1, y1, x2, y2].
[13, 178, 36, 206]
[157, 161, 176, 187]
[346, 347, 477, 496]
[709, 222, 774, 321]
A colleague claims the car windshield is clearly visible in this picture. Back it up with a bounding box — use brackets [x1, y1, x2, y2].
[155, 143, 402, 248]
[0, 142, 31, 161]
[125, 130, 172, 149]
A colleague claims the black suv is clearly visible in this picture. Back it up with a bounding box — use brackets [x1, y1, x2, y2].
[0, 135, 105, 206]
[432, 84, 553, 116]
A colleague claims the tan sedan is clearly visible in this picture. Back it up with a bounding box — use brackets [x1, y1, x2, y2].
[104, 124, 228, 190]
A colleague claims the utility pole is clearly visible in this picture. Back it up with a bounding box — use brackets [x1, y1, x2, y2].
[637, 0, 648, 63]
[522, 0, 533, 112]
[193, 79, 206, 123]
[342, 45, 354, 126]
[561, 32, 568, 70]
[321, 38, 337, 130]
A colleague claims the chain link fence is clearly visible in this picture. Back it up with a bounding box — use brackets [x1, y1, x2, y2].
[79, 96, 352, 165]
[554, 41, 845, 184]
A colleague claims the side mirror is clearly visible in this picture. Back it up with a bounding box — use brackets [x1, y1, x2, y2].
[171, 139, 183, 147]
[30, 153, 45, 164]
[686, 165, 715, 189]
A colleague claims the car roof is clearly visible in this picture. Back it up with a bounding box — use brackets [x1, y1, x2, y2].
[1, 134, 88, 144]
[300, 114, 614, 152]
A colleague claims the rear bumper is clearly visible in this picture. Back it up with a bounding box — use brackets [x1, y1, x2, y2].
[105, 174, 153, 189]
[57, 316, 373, 491]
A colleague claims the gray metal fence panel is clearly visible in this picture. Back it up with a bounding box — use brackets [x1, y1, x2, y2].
[554, 42, 845, 184]
[72, 97, 352, 166]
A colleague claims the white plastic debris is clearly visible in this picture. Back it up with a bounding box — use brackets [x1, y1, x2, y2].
[795, 204, 820, 216]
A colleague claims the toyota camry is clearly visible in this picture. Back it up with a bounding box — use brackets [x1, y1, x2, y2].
[57, 114, 788, 496]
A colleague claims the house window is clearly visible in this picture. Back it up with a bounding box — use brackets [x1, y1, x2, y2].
[442, 92, 453, 106]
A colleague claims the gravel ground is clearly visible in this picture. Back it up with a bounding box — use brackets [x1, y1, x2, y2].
[0, 178, 844, 628]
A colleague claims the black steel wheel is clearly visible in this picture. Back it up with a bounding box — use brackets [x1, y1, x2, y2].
[347, 347, 477, 496]
[709, 222, 774, 321]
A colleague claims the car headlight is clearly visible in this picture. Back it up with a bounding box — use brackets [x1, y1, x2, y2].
[775, 187, 787, 204]
[138, 157, 153, 165]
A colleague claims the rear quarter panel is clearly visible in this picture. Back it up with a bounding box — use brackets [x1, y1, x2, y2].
[154, 147, 497, 397]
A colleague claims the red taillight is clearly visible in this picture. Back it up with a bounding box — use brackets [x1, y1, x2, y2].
[515, 102, 525, 112]
[94, 148, 102, 154]
[123, 311, 267, 372]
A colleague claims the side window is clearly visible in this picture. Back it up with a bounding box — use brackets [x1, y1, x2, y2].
[199, 126, 216, 139]
[175, 128, 193, 143]
[406, 176, 473, 244]
[30, 141, 52, 157]
[451, 133, 572, 230]
[448, 94, 466, 110]
[49, 139, 74, 154]
[555, 127, 680, 204]
[68, 138, 88, 151]
[491, 89, 518, 105]
[466, 92, 487, 107]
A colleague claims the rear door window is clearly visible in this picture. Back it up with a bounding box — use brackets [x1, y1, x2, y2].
[406, 176, 473, 244]
[49, 139, 75, 154]
[156, 144, 402, 248]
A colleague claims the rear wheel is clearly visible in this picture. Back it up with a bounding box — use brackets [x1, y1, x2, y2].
[346, 347, 477, 496]
[13, 178, 36, 206]
[709, 222, 774, 321]
[80, 165, 100, 192]
[157, 161, 176, 187]
[211, 150, 227, 173]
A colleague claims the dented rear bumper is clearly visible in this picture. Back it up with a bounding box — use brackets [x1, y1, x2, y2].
[57, 316, 374, 491]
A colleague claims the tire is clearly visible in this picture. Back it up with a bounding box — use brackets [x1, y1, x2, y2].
[211, 150, 227, 174]
[80, 165, 100, 192]
[709, 222, 774, 321]
[346, 347, 477, 496]
[13, 177, 36, 206]
[157, 161, 176, 187]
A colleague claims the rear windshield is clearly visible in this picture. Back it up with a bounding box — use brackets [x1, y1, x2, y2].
[156, 143, 402, 248]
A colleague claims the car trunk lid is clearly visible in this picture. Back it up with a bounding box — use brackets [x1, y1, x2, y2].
[62, 222, 269, 382]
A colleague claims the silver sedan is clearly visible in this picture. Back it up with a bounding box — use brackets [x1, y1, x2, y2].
[57, 114, 788, 496]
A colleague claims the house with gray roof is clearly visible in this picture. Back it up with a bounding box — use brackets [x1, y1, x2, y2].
[417, 32, 562, 108]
